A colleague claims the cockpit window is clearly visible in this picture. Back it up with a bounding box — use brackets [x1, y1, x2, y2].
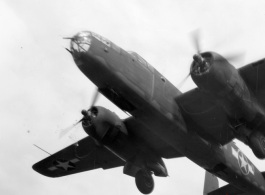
[127, 51, 137, 58]
[137, 55, 147, 67]
[71, 31, 92, 53]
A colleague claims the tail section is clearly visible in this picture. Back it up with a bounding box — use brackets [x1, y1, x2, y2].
[203, 171, 252, 195]
[203, 171, 219, 195]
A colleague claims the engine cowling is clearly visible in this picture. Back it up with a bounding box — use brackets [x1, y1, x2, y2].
[190, 52, 265, 138]
[82, 106, 169, 195]
[190, 52, 259, 120]
[191, 52, 240, 96]
[82, 106, 128, 144]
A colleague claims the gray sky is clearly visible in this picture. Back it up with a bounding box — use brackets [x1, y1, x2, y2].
[1, 0, 265, 194]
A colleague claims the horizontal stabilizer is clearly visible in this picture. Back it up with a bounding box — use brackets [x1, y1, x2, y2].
[207, 184, 251, 195]
[203, 171, 219, 195]
[203, 171, 250, 195]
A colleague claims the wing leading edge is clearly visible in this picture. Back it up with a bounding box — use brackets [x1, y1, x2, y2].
[33, 136, 125, 178]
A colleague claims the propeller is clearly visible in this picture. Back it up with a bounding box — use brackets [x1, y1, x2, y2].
[177, 74, 190, 89]
[58, 121, 81, 139]
[176, 29, 245, 89]
[216, 51, 246, 64]
[58, 88, 100, 139]
[177, 30, 202, 89]
[190, 29, 201, 55]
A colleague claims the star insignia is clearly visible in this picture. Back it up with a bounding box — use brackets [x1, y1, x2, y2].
[238, 151, 249, 175]
[53, 159, 76, 171]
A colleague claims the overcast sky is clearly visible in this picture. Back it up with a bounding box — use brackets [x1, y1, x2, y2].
[2, 0, 265, 194]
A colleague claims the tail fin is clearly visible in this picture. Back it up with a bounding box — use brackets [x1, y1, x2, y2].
[203, 171, 219, 195]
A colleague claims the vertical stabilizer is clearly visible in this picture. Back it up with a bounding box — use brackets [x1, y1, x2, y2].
[203, 171, 219, 195]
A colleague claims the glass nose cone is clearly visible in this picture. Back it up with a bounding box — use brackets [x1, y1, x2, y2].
[70, 31, 92, 53]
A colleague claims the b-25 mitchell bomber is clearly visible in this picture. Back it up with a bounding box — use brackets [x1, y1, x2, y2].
[33, 31, 265, 194]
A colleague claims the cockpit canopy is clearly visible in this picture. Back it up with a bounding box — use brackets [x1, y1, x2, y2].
[70, 31, 92, 53]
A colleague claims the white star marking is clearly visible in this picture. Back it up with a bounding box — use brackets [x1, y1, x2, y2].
[48, 158, 79, 171]
[239, 154, 248, 171]
[232, 147, 254, 175]
[55, 161, 74, 171]
[238, 151, 249, 175]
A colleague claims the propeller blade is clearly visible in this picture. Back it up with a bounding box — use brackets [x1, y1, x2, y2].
[58, 88, 100, 139]
[224, 52, 246, 64]
[177, 73, 190, 89]
[176, 29, 202, 89]
[59, 119, 82, 139]
[190, 29, 201, 54]
[90, 88, 100, 108]
[213, 51, 246, 66]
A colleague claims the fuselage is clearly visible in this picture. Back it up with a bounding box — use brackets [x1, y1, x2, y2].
[70, 31, 265, 194]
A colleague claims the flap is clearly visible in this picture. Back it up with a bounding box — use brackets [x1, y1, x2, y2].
[33, 136, 125, 177]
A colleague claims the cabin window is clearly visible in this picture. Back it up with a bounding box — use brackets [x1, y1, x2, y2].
[127, 51, 151, 70]
[137, 55, 147, 68]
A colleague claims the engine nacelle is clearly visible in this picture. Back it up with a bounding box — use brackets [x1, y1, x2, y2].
[82, 106, 128, 144]
[190, 52, 260, 121]
[191, 52, 240, 95]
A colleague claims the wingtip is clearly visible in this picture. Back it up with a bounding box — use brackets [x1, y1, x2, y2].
[32, 161, 56, 178]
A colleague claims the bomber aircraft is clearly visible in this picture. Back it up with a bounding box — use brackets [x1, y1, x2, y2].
[33, 31, 265, 194]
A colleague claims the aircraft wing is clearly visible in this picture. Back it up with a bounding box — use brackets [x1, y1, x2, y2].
[33, 118, 184, 178]
[123, 117, 185, 159]
[238, 59, 265, 108]
[33, 136, 125, 177]
[176, 89, 235, 145]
